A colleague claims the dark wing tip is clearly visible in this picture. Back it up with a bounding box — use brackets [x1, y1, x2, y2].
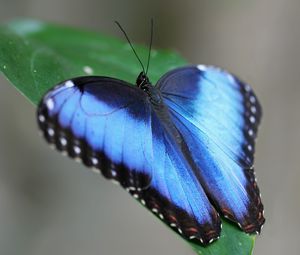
[219, 167, 265, 235]
[241, 168, 265, 234]
[238, 206, 265, 235]
[244, 167, 265, 233]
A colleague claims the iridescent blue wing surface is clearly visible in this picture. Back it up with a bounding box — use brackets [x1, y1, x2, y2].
[156, 65, 265, 233]
[37, 77, 153, 189]
[37, 76, 221, 245]
[134, 110, 221, 244]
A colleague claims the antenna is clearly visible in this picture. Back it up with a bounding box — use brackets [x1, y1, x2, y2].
[115, 21, 145, 73]
[145, 18, 154, 75]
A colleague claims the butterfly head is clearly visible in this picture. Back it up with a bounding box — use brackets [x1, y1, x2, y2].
[136, 72, 151, 89]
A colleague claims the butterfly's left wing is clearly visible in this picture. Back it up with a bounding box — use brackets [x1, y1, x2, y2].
[156, 65, 265, 234]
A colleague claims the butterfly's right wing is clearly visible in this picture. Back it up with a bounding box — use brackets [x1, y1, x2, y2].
[156, 66, 264, 234]
[37, 76, 153, 189]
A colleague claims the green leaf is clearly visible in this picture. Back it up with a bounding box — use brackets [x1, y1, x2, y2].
[0, 19, 255, 255]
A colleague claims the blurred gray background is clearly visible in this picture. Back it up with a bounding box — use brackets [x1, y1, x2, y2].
[0, 0, 299, 254]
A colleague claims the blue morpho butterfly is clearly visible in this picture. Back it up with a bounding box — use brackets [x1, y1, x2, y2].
[37, 22, 265, 245]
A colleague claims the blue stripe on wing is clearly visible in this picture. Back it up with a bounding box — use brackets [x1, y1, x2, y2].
[157, 65, 264, 233]
[37, 77, 153, 189]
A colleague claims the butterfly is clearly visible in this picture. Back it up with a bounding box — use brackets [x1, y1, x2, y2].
[37, 62, 265, 245]
[37, 18, 264, 246]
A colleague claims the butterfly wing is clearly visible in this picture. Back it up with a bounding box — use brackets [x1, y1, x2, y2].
[37, 76, 221, 245]
[156, 65, 265, 233]
[37, 76, 153, 189]
[133, 110, 221, 244]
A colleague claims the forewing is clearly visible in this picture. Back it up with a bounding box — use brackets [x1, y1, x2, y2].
[157, 65, 265, 233]
[37, 76, 153, 189]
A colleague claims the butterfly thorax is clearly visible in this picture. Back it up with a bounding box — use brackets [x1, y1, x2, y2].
[136, 72, 182, 144]
[136, 72, 163, 106]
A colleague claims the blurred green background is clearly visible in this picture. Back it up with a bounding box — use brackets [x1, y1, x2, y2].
[0, 0, 299, 254]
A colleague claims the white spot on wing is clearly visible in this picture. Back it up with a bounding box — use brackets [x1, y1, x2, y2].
[65, 80, 75, 88]
[248, 129, 254, 137]
[250, 116, 256, 124]
[47, 128, 54, 136]
[247, 144, 252, 151]
[91, 157, 98, 165]
[46, 98, 54, 110]
[38, 115, 45, 123]
[152, 208, 158, 214]
[73, 146, 81, 154]
[245, 84, 251, 92]
[251, 106, 257, 114]
[60, 137, 67, 146]
[197, 65, 207, 71]
[250, 95, 256, 104]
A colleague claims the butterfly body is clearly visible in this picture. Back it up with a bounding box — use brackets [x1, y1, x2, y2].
[37, 65, 264, 245]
